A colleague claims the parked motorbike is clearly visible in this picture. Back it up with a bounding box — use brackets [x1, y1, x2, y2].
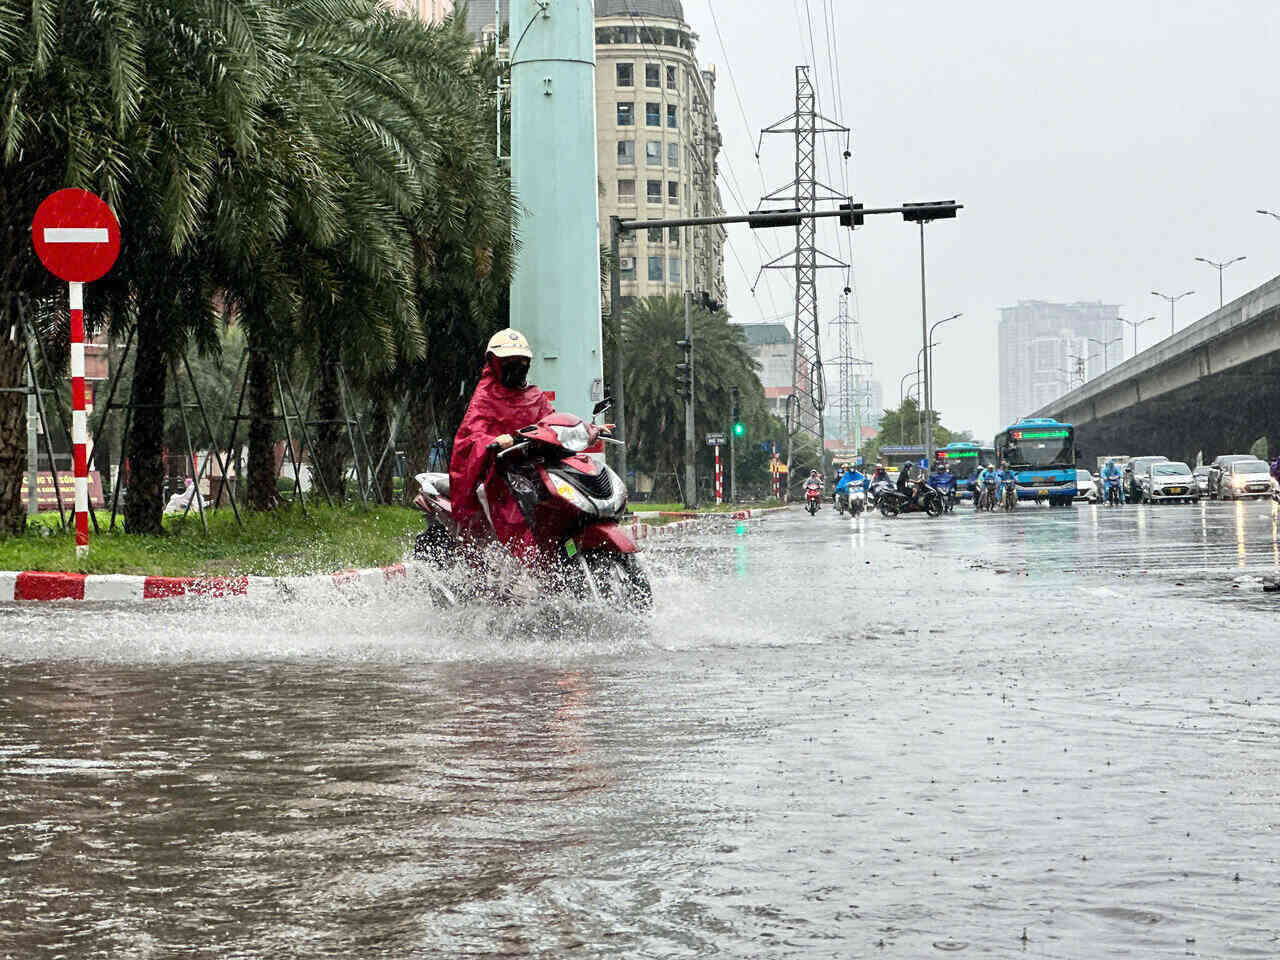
[868, 478, 894, 508]
[878, 482, 944, 518]
[411, 401, 651, 609]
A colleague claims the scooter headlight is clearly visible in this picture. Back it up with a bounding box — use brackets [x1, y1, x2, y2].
[552, 478, 597, 515]
[551, 423, 591, 452]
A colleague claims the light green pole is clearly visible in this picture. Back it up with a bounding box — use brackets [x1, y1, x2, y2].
[509, 0, 603, 415]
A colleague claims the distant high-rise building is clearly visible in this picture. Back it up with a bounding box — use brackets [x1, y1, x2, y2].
[737, 322, 793, 419]
[998, 300, 1122, 427]
[382, 0, 455, 23]
[464, 0, 727, 307]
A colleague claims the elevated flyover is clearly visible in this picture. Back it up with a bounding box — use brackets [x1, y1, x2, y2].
[1030, 274, 1280, 466]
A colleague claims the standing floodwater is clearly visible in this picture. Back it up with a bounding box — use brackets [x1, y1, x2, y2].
[1, 506, 1278, 957]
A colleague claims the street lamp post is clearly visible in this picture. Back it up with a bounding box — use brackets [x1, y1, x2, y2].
[899, 371, 921, 444]
[1087, 336, 1123, 372]
[1118, 316, 1155, 358]
[927, 313, 961, 437]
[1152, 289, 1195, 338]
[903, 202, 960, 465]
[1194, 256, 1246, 308]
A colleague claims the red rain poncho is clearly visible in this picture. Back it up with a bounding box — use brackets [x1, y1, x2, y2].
[450, 356, 554, 554]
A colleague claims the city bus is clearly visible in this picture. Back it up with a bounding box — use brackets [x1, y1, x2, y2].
[994, 418, 1078, 506]
[935, 441, 996, 497]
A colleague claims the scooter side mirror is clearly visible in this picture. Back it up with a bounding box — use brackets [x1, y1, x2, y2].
[592, 397, 613, 417]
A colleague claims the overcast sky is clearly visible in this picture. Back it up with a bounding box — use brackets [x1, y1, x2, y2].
[686, 0, 1280, 440]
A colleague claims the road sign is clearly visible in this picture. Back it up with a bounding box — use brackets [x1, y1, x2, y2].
[705, 432, 726, 446]
[31, 189, 121, 283]
[31, 188, 122, 559]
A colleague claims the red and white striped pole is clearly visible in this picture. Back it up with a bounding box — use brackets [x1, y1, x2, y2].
[69, 282, 88, 557]
[714, 444, 723, 504]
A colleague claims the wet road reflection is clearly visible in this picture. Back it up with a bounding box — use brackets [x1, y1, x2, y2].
[1, 504, 1278, 957]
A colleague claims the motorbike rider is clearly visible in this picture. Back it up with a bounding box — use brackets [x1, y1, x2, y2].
[975, 462, 997, 510]
[449, 328, 554, 561]
[835, 463, 866, 499]
[1101, 458, 1123, 501]
[997, 460, 1016, 504]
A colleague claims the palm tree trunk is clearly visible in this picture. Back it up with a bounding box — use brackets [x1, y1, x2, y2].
[0, 336, 27, 538]
[123, 305, 167, 535]
[245, 339, 277, 511]
[368, 393, 395, 504]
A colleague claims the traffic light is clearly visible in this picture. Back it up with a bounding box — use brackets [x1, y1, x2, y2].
[902, 200, 959, 223]
[839, 200, 864, 228]
[675, 339, 692, 402]
[731, 386, 745, 437]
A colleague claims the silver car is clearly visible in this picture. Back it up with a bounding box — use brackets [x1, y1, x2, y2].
[1217, 459, 1275, 500]
[1193, 466, 1212, 496]
[1074, 469, 1097, 502]
[1139, 461, 1197, 503]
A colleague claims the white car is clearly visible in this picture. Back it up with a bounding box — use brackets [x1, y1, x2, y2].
[1139, 461, 1198, 503]
[1074, 469, 1097, 502]
[1217, 459, 1275, 500]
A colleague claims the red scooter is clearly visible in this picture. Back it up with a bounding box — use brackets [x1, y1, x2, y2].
[412, 401, 651, 609]
[804, 483, 823, 515]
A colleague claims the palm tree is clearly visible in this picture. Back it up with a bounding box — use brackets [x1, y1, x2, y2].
[620, 295, 766, 499]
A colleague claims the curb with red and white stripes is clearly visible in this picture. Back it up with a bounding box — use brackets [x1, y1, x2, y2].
[0, 564, 412, 604]
[0, 507, 791, 603]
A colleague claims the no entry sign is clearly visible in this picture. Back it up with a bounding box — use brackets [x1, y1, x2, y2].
[31, 189, 120, 283]
[31, 188, 122, 559]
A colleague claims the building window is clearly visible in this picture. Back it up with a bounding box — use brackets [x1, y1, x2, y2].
[666, 65, 677, 89]
[667, 142, 679, 169]
[668, 181, 678, 203]
[647, 222, 663, 243]
[617, 102, 634, 126]
[644, 140, 661, 166]
[646, 179, 661, 203]
[616, 62, 633, 87]
[619, 256, 636, 280]
[669, 227, 680, 246]
[648, 256, 664, 282]
[617, 179, 635, 202]
[617, 140, 635, 165]
[645, 102, 660, 126]
[645, 63, 660, 88]
[667, 104, 677, 128]
[668, 256, 681, 284]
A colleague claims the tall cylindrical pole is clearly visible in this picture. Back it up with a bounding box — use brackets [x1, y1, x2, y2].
[69, 281, 88, 557]
[919, 222, 933, 463]
[510, 0, 602, 419]
[714, 444, 722, 504]
[683, 291, 696, 508]
[25, 362, 37, 517]
[609, 217, 626, 481]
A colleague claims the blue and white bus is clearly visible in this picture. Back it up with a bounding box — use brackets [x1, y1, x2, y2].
[994, 418, 1078, 505]
[935, 441, 996, 498]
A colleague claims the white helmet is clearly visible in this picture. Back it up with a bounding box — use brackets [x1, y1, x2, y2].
[486, 328, 533, 360]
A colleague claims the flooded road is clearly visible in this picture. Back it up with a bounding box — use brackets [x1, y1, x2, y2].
[1, 503, 1278, 957]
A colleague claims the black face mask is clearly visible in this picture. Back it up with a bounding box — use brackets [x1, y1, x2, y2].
[499, 360, 529, 389]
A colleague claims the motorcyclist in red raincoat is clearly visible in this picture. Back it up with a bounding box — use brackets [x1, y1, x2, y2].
[450, 328, 554, 561]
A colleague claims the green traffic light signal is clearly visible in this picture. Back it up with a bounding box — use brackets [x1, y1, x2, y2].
[733, 421, 745, 437]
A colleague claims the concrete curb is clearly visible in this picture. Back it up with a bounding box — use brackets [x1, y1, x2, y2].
[0, 564, 410, 604]
[0, 508, 791, 603]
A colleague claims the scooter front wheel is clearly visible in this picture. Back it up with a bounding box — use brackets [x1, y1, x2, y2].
[575, 550, 653, 611]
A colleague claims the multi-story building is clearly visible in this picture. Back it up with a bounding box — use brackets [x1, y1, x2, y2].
[737, 323, 793, 419]
[998, 300, 1123, 428]
[381, 0, 455, 23]
[464, 0, 728, 306]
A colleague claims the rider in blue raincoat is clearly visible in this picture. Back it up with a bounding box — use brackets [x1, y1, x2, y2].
[1101, 459, 1123, 501]
[835, 464, 867, 496]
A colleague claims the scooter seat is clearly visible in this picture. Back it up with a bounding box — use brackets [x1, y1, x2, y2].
[416, 472, 451, 499]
